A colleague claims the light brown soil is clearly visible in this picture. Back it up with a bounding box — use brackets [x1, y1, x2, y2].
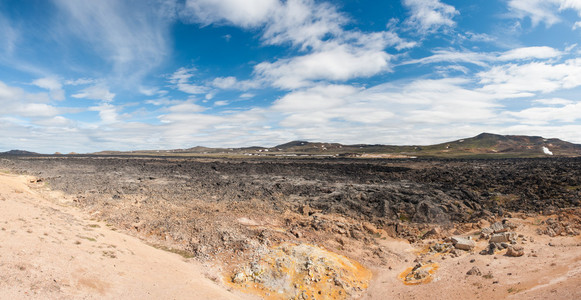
[2, 172, 581, 299]
[0, 173, 253, 299]
[364, 217, 581, 299]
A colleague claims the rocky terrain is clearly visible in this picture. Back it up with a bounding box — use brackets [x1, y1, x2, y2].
[1, 155, 581, 299]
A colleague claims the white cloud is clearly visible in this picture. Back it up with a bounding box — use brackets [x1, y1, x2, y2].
[183, 0, 412, 89]
[255, 42, 392, 89]
[211, 76, 259, 90]
[214, 100, 229, 106]
[89, 103, 119, 124]
[32, 77, 65, 101]
[261, 0, 346, 50]
[168, 68, 208, 94]
[64, 78, 96, 86]
[182, 0, 279, 28]
[404, 46, 563, 68]
[574, 21, 581, 30]
[403, 0, 458, 33]
[478, 58, 581, 96]
[498, 46, 562, 60]
[182, 0, 346, 51]
[533, 98, 574, 105]
[508, 0, 581, 27]
[402, 49, 491, 67]
[167, 101, 206, 113]
[72, 85, 115, 102]
[0, 80, 61, 121]
[507, 101, 581, 125]
[17, 103, 61, 118]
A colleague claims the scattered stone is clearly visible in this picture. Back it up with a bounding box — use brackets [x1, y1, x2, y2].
[232, 272, 246, 284]
[490, 232, 515, 243]
[466, 266, 482, 276]
[506, 246, 524, 257]
[481, 227, 494, 235]
[470, 259, 475, 263]
[491, 222, 506, 233]
[451, 236, 475, 251]
[422, 227, 441, 239]
[429, 242, 453, 253]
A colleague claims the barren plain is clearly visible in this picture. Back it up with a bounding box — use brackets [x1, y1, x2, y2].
[1, 155, 581, 299]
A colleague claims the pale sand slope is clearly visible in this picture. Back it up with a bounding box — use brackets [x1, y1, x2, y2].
[0, 173, 252, 300]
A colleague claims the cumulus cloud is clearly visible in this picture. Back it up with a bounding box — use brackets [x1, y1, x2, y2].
[403, 0, 458, 33]
[255, 43, 392, 89]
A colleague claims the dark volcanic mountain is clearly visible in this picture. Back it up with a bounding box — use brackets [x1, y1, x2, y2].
[0, 150, 40, 156]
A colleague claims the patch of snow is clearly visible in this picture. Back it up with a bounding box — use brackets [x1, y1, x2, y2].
[542, 146, 553, 155]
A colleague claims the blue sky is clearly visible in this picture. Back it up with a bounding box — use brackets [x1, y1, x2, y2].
[1, 0, 581, 153]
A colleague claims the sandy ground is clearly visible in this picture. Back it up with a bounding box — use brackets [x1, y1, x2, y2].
[364, 220, 581, 299]
[0, 173, 253, 300]
[2, 172, 581, 299]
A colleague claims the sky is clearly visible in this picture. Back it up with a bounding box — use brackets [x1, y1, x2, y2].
[1, 0, 581, 153]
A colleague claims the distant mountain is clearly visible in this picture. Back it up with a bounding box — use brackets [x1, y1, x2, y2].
[428, 133, 581, 156]
[90, 133, 581, 158]
[0, 150, 40, 156]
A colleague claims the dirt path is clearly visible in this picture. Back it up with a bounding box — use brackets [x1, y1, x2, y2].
[0, 173, 251, 299]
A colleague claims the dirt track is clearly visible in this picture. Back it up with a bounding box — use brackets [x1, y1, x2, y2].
[0, 173, 251, 299]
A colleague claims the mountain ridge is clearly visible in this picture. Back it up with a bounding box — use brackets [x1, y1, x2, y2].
[4, 133, 581, 158]
[92, 132, 581, 158]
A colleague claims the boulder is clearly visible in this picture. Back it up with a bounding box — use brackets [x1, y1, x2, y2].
[491, 222, 506, 233]
[451, 236, 475, 251]
[466, 266, 482, 276]
[490, 232, 515, 243]
[422, 227, 441, 239]
[481, 227, 494, 235]
[506, 246, 524, 257]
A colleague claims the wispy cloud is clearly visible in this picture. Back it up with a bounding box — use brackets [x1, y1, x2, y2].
[403, 0, 458, 33]
[168, 68, 209, 94]
[72, 84, 115, 102]
[52, 0, 174, 83]
[508, 0, 581, 27]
